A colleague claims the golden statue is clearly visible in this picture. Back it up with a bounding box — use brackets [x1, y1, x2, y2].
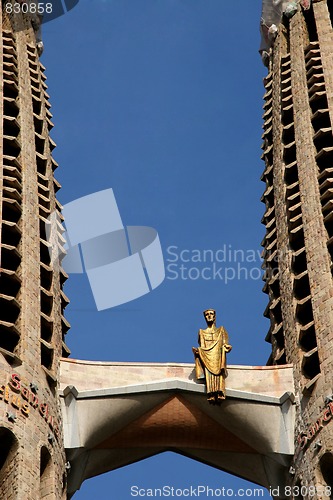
[192, 309, 232, 405]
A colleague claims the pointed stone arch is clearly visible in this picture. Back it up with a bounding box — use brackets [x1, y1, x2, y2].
[319, 452, 333, 496]
[40, 446, 53, 499]
[0, 427, 19, 499]
[60, 360, 295, 497]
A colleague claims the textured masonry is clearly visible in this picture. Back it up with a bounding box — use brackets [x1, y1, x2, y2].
[262, 0, 333, 495]
[0, 5, 70, 498]
[2, 1, 333, 498]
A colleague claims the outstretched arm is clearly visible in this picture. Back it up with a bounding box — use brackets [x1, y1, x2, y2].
[222, 328, 232, 352]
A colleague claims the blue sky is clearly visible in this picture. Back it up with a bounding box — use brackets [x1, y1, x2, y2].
[43, 0, 272, 497]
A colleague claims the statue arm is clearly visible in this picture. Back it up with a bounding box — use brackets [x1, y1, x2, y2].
[222, 327, 232, 352]
[192, 330, 201, 356]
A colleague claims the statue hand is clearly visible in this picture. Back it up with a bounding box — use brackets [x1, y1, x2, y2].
[224, 344, 232, 352]
[192, 347, 199, 355]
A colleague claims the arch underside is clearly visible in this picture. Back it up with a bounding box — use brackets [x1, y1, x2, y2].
[60, 361, 295, 497]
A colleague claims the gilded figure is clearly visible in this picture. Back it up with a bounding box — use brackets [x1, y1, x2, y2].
[192, 309, 232, 404]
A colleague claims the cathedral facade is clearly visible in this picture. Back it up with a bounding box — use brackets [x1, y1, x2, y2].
[0, 6, 69, 498]
[0, 1, 333, 498]
[261, 0, 333, 492]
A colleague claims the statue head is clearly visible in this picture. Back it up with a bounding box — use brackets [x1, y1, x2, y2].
[203, 309, 216, 326]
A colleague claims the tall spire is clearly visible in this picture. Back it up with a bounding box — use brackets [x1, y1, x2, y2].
[261, 0, 333, 489]
[0, 5, 69, 497]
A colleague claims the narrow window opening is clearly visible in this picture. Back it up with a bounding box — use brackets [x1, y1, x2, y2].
[0, 428, 19, 498]
[327, 0, 333, 31]
[304, 5, 318, 42]
[320, 453, 333, 497]
[40, 446, 53, 499]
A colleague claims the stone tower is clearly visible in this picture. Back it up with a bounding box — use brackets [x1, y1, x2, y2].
[3, 0, 333, 498]
[261, 0, 333, 494]
[0, 5, 70, 498]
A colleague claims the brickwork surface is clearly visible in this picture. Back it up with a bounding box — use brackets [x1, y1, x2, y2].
[0, 6, 69, 498]
[262, 1, 333, 497]
[2, 1, 333, 498]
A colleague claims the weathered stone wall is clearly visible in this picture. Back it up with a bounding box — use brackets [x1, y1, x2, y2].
[263, 1, 333, 496]
[0, 5, 69, 498]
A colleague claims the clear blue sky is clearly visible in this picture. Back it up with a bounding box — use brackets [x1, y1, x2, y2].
[43, 0, 273, 497]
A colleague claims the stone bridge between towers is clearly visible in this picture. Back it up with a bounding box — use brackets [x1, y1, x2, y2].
[59, 360, 295, 497]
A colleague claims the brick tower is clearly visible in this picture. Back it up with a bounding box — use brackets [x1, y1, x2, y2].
[0, 5, 70, 498]
[4, 0, 333, 498]
[261, 0, 333, 494]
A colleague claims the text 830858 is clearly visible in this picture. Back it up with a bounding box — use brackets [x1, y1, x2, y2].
[5, 2, 52, 14]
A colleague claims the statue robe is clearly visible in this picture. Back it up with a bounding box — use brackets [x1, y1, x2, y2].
[195, 326, 230, 397]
